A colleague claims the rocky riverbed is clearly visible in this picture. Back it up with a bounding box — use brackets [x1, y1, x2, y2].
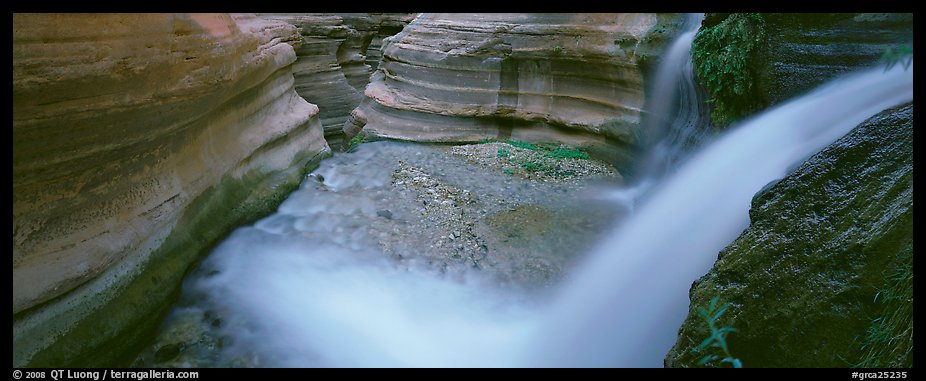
[133, 140, 624, 367]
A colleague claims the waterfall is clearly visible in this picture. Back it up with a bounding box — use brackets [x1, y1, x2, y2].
[525, 60, 913, 367]
[606, 13, 710, 210]
[143, 17, 913, 367]
[638, 13, 710, 179]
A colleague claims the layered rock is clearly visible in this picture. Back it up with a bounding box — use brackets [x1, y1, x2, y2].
[366, 13, 419, 71]
[665, 103, 913, 367]
[13, 13, 330, 366]
[344, 13, 682, 172]
[755, 13, 913, 105]
[258, 13, 416, 147]
[692, 13, 913, 126]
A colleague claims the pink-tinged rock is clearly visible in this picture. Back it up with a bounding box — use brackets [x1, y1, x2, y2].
[13, 13, 329, 366]
[345, 13, 682, 171]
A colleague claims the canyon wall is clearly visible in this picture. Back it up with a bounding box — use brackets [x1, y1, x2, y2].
[258, 13, 416, 148]
[692, 13, 913, 126]
[343, 13, 683, 172]
[13, 13, 330, 366]
[755, 13, 913, 106]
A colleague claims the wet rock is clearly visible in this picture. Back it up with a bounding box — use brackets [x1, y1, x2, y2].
[696, 13, 913, 125]
[756, 13, 913, 106]
[153, 343, 184, 363]
[665, 103, 913, 367]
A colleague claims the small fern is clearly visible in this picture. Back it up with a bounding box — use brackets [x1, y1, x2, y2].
[694, 296, 743, 368]
[880, 44, 913, 71]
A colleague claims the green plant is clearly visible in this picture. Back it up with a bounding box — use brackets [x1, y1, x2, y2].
[694, 296, 743, 368]
[852, 247, 913, 368]
[519, 160, 549, 173]
[545, 146, 589, 160]
[346, 134, 368, 153]
[880, 44, 913, 71]
[692, 13, 768, 127]
[507, 140, 537, 150]
[552, 45, 565, 55]
[479, 139, 591, 177]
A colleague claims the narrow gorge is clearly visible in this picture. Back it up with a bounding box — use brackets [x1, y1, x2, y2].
[12, 12, 913, 369]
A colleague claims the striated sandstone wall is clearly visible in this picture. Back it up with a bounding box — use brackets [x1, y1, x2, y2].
[343, 13, 682, 171]
[259, 13, 416, 148]
[365, 13, 419, 71]
[13, 13, 330, 366]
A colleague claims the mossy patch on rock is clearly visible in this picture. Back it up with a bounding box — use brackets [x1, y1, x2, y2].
[692, 13, 913, 128]
[755, 13, 913, 107]
[665, 103, 912, 367]
[692, 13, 768, 128]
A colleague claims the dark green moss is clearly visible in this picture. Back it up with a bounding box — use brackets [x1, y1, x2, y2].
[666, 103, 913, 367]
[17, 149, 329, 367]
[691, 13, 768, 128]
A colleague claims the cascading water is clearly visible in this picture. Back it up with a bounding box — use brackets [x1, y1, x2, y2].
[607, 13, 710, 210]
[525, 60, 913, 367]
[638, 13, 711, 179]
[139, 18, 913, 367]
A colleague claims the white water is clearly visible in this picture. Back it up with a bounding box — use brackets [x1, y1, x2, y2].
[638, 13, 710, 176]
[526, 61, 913, 367]
[607, 13, 709, 210]
[153, 32, 913, 367]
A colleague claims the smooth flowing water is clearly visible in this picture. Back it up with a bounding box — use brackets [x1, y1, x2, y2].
[527, 61, 913, 367]
[637, 13, 711, 180]
[138, 21, 913, 367]
[136, 142, 623, 367]
[607, 13, 709, 210]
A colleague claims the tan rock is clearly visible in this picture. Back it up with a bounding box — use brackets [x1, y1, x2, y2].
[258, 13, 416, 147]
[13, 13, 329, 366]
[344, 13, 682, 171]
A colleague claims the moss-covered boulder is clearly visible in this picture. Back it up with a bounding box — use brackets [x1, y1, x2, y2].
[664, 102, 913, 367]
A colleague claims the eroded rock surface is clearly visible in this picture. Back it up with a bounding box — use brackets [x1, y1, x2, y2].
[756, 13, 913, 105]
[259, 13, 416, 147]
[344, 13, 683, 172]
[13, 13, 330, 366]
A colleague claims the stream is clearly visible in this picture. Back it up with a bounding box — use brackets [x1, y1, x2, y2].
[134, 14, 913, 367]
